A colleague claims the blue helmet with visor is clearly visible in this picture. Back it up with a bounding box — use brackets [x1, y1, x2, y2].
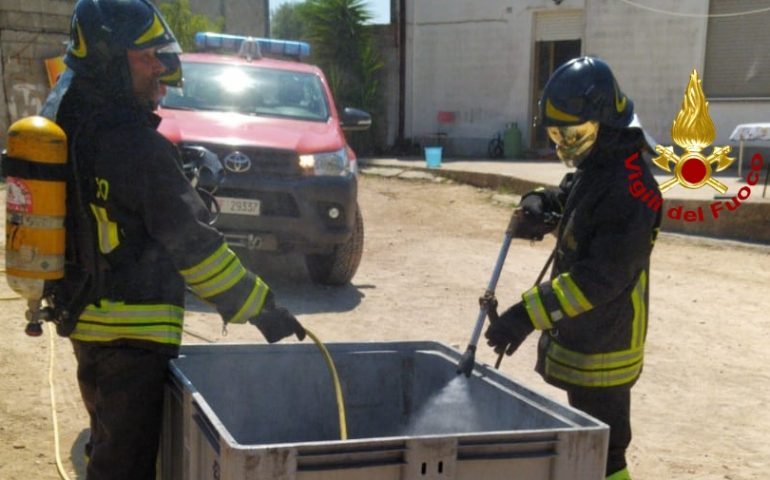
[539, 56, 634, 167]
[64, 0, 182, 88]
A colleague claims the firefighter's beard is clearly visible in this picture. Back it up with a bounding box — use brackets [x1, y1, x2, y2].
[132, 76, 166, 111]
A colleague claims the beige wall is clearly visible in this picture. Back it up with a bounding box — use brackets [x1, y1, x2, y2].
[0, 0, 269, 146]
[0, 0, 72, 141]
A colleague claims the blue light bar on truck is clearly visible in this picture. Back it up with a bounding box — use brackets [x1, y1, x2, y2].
[194, 32, 311, 59]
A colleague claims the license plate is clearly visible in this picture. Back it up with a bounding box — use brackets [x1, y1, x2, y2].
[217, 197, 261, 216]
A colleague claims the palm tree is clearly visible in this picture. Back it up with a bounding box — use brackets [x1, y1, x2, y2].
[300, 0, 383, 153]
[158, 0, 223, 52]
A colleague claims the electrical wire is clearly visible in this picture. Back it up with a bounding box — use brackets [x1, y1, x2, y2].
[616, 0, 770, 18]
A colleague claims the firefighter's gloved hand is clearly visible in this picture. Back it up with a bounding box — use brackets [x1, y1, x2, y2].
[511, 193, 557, 241]
[249, 292, 306, 343]
[484, 302, 534, 356]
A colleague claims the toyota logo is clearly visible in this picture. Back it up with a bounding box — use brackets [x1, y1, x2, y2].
[223, 151, 251, 173]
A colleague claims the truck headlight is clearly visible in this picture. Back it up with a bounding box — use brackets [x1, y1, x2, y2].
[298, 148, 350, 176]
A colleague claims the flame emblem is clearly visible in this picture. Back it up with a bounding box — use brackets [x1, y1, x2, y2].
[652, 70, 734, 193]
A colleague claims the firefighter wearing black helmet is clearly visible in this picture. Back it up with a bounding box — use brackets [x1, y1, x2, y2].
[484, 56, 662, 480]
[42, 1, 305, 478]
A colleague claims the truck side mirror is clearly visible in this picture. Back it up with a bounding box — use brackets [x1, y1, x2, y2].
[341, 107, 371, 131]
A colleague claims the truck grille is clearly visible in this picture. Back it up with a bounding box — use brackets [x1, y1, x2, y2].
[184, 143, 301, 178]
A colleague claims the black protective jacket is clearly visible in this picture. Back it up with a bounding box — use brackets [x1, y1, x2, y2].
[525, 128, 662, 391]
[54, 78, 270, 355]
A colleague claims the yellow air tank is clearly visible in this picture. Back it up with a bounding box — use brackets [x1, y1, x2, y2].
[3, 116, 67, 334]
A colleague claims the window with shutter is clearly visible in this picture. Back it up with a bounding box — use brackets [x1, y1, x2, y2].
[703, 0, 770, 98]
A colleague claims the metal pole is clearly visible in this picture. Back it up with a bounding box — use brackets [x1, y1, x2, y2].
[738, 140, 744, 180]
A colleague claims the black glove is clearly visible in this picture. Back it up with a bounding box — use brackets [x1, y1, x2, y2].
[484, 302, 534, 356]
[249, 291, 306, 343]
[510, 193, 558, 241]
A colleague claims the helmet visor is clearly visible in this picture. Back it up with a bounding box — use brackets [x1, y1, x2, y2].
[156, 43, 182, 87]
[547, 121, 599, 167]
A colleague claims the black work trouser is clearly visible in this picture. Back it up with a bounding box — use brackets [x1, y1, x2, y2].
[72, 340, 172, 480]
[567, 388, 632, 477]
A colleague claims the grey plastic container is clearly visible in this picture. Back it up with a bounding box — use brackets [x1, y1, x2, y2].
[159, 341, 608, 480]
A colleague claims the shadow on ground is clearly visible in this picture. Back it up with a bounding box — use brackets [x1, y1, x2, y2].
[183, 251, 370, 316]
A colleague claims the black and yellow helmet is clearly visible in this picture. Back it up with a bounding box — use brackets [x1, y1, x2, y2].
[64, 0, 181, 86]
[539, 56, 633, 129]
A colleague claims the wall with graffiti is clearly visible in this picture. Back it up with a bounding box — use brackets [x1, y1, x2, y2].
[0, 0, 72, 147]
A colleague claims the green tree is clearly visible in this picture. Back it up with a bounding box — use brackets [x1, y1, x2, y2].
[300, 0, 383, 153]
[271, 2, 309, 41]
[158, 0, 224, 52]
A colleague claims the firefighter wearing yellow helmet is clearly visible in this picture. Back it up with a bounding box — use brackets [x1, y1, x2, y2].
[483, 57, 662, 480]
[33, 1, 305, 477]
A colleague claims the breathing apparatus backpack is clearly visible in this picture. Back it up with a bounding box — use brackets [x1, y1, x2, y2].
[2, 116, 69, 335]
[2, 108, 109, 337]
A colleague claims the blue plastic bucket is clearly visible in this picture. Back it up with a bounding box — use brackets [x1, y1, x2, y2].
[424, 146, 442, 168]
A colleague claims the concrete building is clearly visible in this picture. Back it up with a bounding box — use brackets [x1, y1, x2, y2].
[400, 0, 770, 158]
[0, 0, 268, 141]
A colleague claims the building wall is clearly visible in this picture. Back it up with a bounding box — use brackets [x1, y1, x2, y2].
[403, 0, 770, 156]
[405, 0, 548, 156]
[0, 0, 72, 140]
[583, 0, 708, 146]
[0, 0, 269, 148]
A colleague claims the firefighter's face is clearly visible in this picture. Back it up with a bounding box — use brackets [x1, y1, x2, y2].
[547, 121, 599, 168]
[127, 46, 167, 109]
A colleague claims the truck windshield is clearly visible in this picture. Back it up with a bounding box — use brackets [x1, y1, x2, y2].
[161, 62, 330, 121]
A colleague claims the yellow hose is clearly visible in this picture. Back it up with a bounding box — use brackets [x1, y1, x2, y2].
[304, 328, 348, 440]
[48, 327, 73, 480]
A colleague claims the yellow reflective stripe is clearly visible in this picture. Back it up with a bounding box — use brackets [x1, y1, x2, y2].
[179, 243, 231, 283]
[190, 260, 247, 299]
[551, 277, 578, 317]
[71, 301, 184, 345]
[229, 279, 270, 324]
[135, 14, 166, 46]
[553, 273, 593, 316]
[545, 357, 642, 388]
[522, 286, 552, 330]
[631, 271, 648, 348]
[606, 467, 631, 480]
[70, 325, 182, 344]
[546, 98, 581, 122]
[548, 341, 644, 371]
[89, 204, 120, 254]
[71, 22, 87, 58]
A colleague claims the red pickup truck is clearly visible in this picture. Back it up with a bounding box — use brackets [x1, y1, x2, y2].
[157, 33, 371, 285]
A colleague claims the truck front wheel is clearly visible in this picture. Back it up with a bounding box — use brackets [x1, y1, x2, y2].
[305, 208, 364, 285]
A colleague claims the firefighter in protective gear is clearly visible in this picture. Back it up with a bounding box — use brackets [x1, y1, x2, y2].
[43, 1, 304, 478]
[484, 56, 661, 480]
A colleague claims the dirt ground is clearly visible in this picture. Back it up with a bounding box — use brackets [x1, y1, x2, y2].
[1, 172, 769, 479]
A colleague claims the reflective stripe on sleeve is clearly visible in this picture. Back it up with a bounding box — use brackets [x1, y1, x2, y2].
[227, 277, 270, 324]
[551, 273, 593, 317]
[180, 244, 245, 299]
[522, 286, 553, 330]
